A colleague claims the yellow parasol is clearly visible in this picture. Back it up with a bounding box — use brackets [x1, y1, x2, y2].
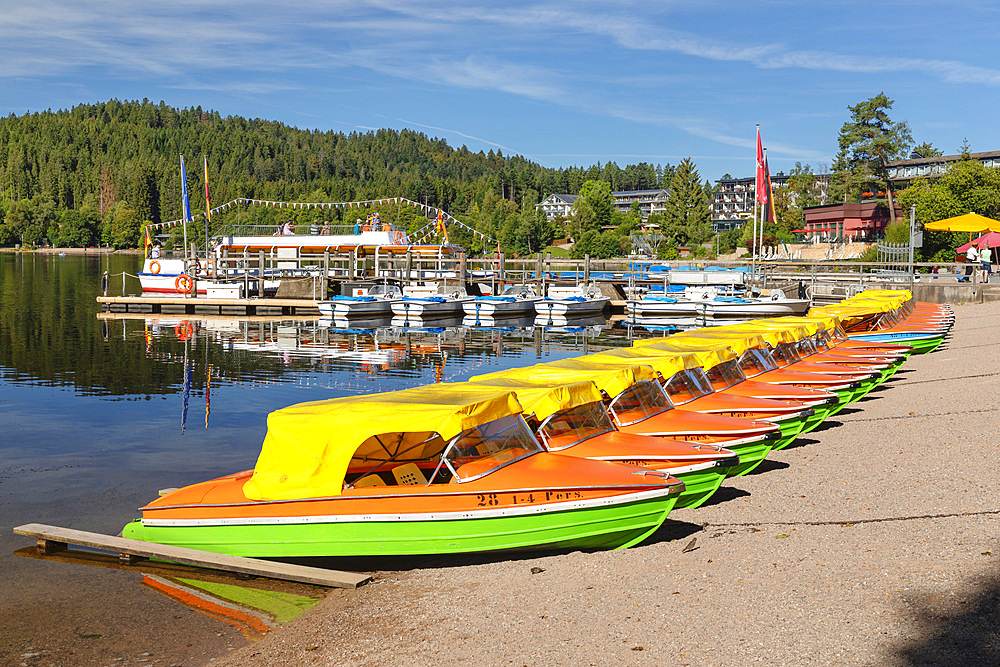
[924, 213, 1000, 246]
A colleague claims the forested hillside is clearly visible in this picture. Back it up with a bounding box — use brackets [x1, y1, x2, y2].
[0, 100, 677, 254]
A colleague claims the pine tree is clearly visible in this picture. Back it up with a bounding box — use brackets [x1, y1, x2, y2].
[661, 158, 711, 246]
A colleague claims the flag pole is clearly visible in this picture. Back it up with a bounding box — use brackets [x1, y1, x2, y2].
[752, 124, 761, 282]
[204, 154, 211, 269]
[180, 155, 190, 261]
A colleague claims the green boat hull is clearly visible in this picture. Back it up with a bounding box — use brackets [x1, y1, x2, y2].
[121, 493, 679, 558]
[770, 415, 808, 450]
[673, 468, 728, 509]
[799, 404, 834, 434]
[722, 440, 774, 477]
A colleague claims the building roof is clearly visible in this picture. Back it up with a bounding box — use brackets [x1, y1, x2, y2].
[541, 193, 579, 204]
[613, 189, 668, 197]
[887, 150, 1000, 168]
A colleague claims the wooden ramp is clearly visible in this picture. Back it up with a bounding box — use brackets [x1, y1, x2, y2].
[13, 523, 370, 589]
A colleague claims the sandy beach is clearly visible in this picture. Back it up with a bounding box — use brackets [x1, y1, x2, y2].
[206, 299, 1000, 666]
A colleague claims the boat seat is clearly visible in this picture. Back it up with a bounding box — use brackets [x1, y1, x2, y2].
[392, 463, 428, 486]
[353, 474, 386, 488]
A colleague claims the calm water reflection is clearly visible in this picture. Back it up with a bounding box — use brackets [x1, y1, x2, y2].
[0, 253, 657, 665]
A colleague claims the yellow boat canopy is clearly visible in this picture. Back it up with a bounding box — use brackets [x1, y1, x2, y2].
[673, 326, 788, 349]
[472, 359, 656, 399]
[626, 338, 740, 370]
[584, 347, 704, 380]
[723, 320, 814, 341]
[466, 377, 603, 421]
[243, 383, 522, 501]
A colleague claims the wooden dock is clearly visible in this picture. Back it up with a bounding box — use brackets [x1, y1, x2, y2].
[13, 523, 370, 589]
[97, 295, 322, 315]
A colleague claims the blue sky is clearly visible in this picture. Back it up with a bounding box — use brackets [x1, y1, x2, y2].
[2, 0, 999, 183]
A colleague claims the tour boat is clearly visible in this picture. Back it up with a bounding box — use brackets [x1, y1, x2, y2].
[463, 285, 542, 317]
[122, 385, 684, 557]
[466, 376, 739, 509]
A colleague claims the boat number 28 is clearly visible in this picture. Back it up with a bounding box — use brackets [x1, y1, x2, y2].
[476, 493, 500, 506]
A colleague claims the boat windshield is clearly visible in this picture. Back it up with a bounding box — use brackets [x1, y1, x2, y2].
[793, 338, 818, 357]
[739, 348, 778, 377]
[370, 284, 402, 298]
[831, 325, 849, 343]
[813, 332, 832, 351]
[662, 369, 714, 405]
[501, 285, 535, 298]
[440, 414, 542, 483]
[771, 343, 801, 366]
[704, 359, 746, 390]
[608, 380, 672, 426]
[537, 401, 614, 451]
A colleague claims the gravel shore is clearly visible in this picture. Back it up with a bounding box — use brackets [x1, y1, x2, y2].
[221, 300, 1000, 667]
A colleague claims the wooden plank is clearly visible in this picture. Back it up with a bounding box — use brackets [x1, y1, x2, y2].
[13, 523, 370, 589]
[96, 296, 321, 308]
[96, 312, 322, 324]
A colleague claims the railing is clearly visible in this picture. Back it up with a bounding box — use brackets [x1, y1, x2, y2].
[215, 223, 400, 237]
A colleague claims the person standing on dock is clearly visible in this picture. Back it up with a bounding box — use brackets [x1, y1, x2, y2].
[980, 243, 992, 283]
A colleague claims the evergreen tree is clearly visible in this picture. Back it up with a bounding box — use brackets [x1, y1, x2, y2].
[661, 158, 711, 245]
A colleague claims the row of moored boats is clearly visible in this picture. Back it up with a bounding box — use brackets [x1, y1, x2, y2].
[320, 283, 611, 319]
[122, 290, 952, 557]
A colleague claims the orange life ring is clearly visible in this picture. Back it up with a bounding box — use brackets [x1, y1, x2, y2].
[149, 260, 161, 274]
[175, 274, 194, 294]
[393, 231, 405, 244]
[174, 321, 194, 341]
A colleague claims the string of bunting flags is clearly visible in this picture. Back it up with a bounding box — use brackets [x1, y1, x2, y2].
[144, 196, 496, 244]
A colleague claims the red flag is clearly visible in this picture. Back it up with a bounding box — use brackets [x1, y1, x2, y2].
[755, 126, 767, 206]
[762, 151, 776, 223]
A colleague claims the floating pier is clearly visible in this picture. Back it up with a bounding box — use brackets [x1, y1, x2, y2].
[13, 523, 370, 589]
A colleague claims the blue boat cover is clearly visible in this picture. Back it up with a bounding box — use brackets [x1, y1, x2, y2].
[403, 296, 447, 302]
[334, 296, 376, 302]
[644, 296, 678, 303]
[477, 296, 517, 302]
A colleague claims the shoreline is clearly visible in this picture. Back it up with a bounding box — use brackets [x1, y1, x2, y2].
[217, 299, 1000, 666]
[0, 247, 141, 255]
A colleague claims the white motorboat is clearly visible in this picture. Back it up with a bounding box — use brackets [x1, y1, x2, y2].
[626, 294, 706, 317]
[390, 285, 473, 319]
[463, 285, 542, 317]
[534, 283, 610, 316]
[703, 289, 810, 317]
[318, 284, 402, 318]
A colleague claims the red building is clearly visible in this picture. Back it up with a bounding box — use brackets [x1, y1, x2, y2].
[799, 202, 901, 241]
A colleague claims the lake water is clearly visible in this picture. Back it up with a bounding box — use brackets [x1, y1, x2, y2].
[0, 253, 659, 665]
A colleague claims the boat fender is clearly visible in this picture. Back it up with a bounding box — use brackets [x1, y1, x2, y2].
[101, 271, 109, 294]
[175, 321, 194, 341]
[175, 274, 194, 294]
[149, 260, 161, 274]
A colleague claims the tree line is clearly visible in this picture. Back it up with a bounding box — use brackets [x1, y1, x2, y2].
[0, 99, 703, 257]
